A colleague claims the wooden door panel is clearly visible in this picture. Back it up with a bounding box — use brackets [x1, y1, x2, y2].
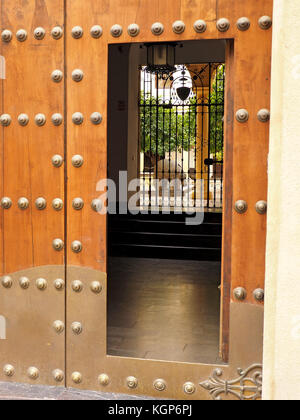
[0, 0, 65, 386]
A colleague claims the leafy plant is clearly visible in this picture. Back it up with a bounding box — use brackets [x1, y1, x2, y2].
[139, 64, 225, 160]
[139, 92, 197, 158]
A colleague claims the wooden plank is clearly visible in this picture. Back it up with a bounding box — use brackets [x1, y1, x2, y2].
[220, 40, 234, 363]
[66, 0, 107, 271]
[1, 0, 65, 273]
[0, 0, 66, 386]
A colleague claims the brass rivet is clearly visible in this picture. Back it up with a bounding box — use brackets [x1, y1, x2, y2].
[237, 17, 250, 31]
[151, 22, 164, 36]
[183, 382, 196, 395]
[72, 372, 82, 384]
[236, 109, 249, 123]
[90, 281, 102, 294]
[51, 70, 63, 83]
[235, 200, 248, 214]
[72, 69, 84, 82]
[18, 114, 29, 126]
[257, 109, 270, 123]
[1, 30, 13, 42]
[0, 114, 12, 127]
[127, 24, 140, 37]
[90, 112, 103, 125]
[27, 367, 39, 380]
[52, 113, 63, 126]
[1, 197, 12, 209]
[72, 26, 83, 39]
[16, 29, 27, 42]
[98, 373, 110, 386]
[72, 198, 84, 210]
[53, 320, 65, 334]
[126, 376, 138, 389]
[253, 288, 265, 302]
[52, 239, 64, 252]
[71, 322, 83, 335]
[52, 26, 63, 40]
[154, 379, 166, 391]
[256, 200, 267, 215]
[193, 20, 207, 33]
[54, 279, 65, 291]
[258, 16, 272, 30]
[35, 113, 46, 127]
[91, 199, 102, 212]
[71, 240, 82, 254]
[52, 155, 64, 168]
[35, 197, 47, 210]
[36, 278, 47, 291]
[72, 155, 84, 168]
[52, 198, 64, 211]
[53, 369, 64, 382]
[34, 27, 46, 40]
[1, 276, 13, 289]
[19, 276, 30, 289]
[3, 364, 15, 377]
[172, 20, 185, 34]
[90, 25, 103, 39]
[72, 112, 84, 125]
[233, 287, 247, 301]
[71, 280, 83, 293]
[18, 197, 29, 210]
[216, 18, 230, 32]
[110, 24, 123, 38]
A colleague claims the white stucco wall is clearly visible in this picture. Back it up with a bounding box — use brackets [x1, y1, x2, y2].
[263, 0, 300, 401]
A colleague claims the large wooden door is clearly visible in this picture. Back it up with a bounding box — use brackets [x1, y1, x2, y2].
[0, 0, 273, 400]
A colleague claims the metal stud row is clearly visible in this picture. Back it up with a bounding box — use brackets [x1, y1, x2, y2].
[1, 27, 63, 42]
[233, 287, 265, 302]
[1, 197, 102, 213]
[1, 276, 64, 290]
[72, 112, 103, 125]
[0, 17, 271, 45]
[2, 273, 104, 298]
[1, 363, 195, 394]
[71, 280, 102, 294]
[52, 239, 83, 253]
[0, 114, 64, 127]
[235, 109, 270, 123]
[234, 200, 267, 215]
[3, 365, 64, 382]
[106, 16, 271, 37]
[0, 197, 64, 211]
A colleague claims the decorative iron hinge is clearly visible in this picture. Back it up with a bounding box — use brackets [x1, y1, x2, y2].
[199, 364, 263, 400]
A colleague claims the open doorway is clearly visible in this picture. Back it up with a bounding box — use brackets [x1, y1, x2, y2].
[107, 40, 226, 364]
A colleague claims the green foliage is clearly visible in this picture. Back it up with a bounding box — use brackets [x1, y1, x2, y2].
[139, 64, 225, 159]
[139, 92, 196, 158]
[209, 64, 225, 158]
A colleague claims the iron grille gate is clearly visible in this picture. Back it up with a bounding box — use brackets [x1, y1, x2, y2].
[139, 63, 225, 211]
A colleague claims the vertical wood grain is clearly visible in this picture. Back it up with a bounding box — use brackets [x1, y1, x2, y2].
[1, 0, 65, 273]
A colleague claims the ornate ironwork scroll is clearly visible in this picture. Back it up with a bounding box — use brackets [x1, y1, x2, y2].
[200, 364, 263, 400]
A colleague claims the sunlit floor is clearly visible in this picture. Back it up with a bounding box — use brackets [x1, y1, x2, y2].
[107, 257, 222, 364]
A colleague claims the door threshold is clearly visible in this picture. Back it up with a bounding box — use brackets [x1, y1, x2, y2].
[0, 382, 162, 401]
